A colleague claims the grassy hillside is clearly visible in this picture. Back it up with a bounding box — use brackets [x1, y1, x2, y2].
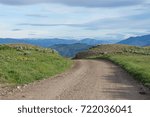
[94, 55, 150, 87]
[75, 44, 150, 87]
[75, 44, 150, 59]
[0, 44, 72, 85]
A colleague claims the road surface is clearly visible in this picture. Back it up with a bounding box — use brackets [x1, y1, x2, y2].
[1, 60, 150, 100]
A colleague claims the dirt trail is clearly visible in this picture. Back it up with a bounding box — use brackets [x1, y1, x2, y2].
[1, 60, 150, 100]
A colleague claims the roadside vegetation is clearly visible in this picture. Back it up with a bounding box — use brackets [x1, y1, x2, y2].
[0, 44, 72, 86]
[76, 44, 150, 87]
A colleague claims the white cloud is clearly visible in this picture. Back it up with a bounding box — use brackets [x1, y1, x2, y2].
[0, 0, 150, 39]
[0, 0, 145, 7]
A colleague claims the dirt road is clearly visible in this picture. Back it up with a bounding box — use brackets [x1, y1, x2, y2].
[1, 60, 150, 100]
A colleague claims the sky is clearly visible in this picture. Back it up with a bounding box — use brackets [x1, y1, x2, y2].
[0, 0, 150, 40]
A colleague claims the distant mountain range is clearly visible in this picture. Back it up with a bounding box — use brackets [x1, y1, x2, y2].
[50, 43, 91, 57]
[78, 38, 117, 45]
[0, 38, 118, 47]
[118, 34, 150, 46]
[0, 38, 76, 47]
[0, 38, 120, 57]
[2, 34, 150, 57]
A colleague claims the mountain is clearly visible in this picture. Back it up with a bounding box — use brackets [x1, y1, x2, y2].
[118, 34, 150, 46]
[0, 38, 118, 57]
[144, 44, 150, 47]
[78, 38, 118, 45]
[0, 38, 77, 47]
[50, 43, 91, 57]
[0, 38, 118, 48]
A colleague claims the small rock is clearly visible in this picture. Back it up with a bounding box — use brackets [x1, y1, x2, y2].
[139, 91, 146, 95]
[23, 84, 27, 88]
[17, 86, 21, 90]
[22, 95, 25, 98]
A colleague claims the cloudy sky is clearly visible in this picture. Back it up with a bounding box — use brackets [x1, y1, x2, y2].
[0, 0, 150, 40]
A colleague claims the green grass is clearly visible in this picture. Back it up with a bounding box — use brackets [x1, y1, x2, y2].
[89, 54, 150, 88]
[79, 44, 150, 87]
[0, 44, 72, 85]
[108, 55, 150, 86]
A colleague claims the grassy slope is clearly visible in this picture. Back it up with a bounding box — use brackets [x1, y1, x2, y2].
[93, 54, 150, 87]
[81, 44, 150, 87]
[0, 44, 72, 85]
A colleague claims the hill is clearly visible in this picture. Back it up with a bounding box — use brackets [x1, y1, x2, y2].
[75, 44, 150, 59]
[75, 44, 150, 88]
[50, 43, 91, 57]
[118, 34, 150, 46]
[0, 44, 72, 86]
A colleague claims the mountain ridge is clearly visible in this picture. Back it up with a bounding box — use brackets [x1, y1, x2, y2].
[0, 38, 118, 47]
[117, 34, 150, 46]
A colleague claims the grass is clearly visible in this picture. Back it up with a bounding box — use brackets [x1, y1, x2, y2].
[0, 44, 72, 85]
[79, 44, 150, 87]
[92, 54, 150, 87]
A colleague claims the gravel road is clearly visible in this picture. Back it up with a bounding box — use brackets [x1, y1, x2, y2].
[1, 60, 150, 100]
